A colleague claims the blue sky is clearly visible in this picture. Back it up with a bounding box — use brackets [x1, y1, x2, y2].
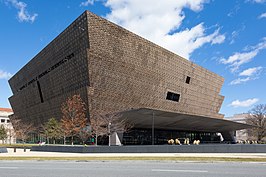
[0, 0, 265, 117]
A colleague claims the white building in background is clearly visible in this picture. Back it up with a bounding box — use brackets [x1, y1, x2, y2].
[225, 114, 249, 141]
[0, 108, 15, 144]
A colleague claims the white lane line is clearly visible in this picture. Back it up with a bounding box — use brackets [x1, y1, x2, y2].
[152, 169, 208, 173]
[0, 167, 19, 169]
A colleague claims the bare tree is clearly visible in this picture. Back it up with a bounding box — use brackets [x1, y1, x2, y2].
[90, 112, 107, 146]
[61, 94, 88, 145]
[246, 104, 266, 142]
[10, 116, 35, 144]
[6, 124, 15, 145]
[90, 111, 133, 145]
[103, 113, 133, 135]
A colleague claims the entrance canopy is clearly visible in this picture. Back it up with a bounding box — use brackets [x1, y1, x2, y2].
[121, 108, 253, 133]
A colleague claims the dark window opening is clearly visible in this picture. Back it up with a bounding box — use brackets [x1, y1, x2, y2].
[186, 76, 191, 84]
[1, 119, 5, 123]
[37, 81, 44, 103]
[7, 119, 10, 123]
[166, 91, 180, 102]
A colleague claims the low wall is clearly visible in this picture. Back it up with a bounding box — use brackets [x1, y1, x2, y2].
[0, 147, 7, 153]
[31, 144, 266, 153]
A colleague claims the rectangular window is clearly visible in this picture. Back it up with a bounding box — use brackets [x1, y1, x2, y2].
[7, 119, 10, 123]
[166, 91, 180, 102]
[1, 119, 5, 123]
[186, 76, 191, 84]
[37, 81, 44, 103]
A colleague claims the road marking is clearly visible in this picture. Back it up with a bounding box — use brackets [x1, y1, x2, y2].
[152, 169, 208, 173]
[0, 167, 19, 169]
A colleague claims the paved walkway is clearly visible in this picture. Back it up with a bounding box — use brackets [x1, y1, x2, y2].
[1, 148, 266, 158]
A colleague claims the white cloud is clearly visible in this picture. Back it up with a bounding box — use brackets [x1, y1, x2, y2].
[248, 0, 266, 3]
[0, 70, 12, 79]
[239, 66, 263, 76]
[230, 66, 263, 85]
[258, 13, 266, 19]
[80, 0, 94, 6]
[220, 51, 258, 72]
[102, 0, 225, 59]
[229, 98, 259, 107]
[230, 31, 238, 44]
[227, 3, 240, 17]
[229, 25, 246, 44]
[5, 0, 38, 23]
[230, 77, 252, 85]
[211, 32, 226, 44]
[220, 38, 266, 72]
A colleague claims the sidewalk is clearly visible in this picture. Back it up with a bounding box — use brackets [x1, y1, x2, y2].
[1, 148, 266, 158]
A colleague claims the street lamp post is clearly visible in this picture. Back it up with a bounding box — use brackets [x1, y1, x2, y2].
[152, 110, 155, 145]
[108, 122, 111, 146]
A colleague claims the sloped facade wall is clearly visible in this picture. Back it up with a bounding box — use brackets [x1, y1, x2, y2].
[86, 11, 224, 119]
[9, 13, 90, 125]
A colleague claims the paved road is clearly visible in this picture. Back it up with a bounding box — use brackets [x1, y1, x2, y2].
[0, 160, 265, 177]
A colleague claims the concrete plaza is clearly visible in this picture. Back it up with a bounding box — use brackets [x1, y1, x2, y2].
[1, 148, 266, 159]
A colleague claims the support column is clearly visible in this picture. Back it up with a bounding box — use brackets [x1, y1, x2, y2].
[221, 131, 236, 143]
[110, 132, 122, 146]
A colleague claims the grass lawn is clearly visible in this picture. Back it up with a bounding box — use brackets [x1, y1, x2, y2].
[0, 144, 38, 148]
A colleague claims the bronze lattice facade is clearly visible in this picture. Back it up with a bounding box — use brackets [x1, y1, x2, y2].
[9, 11, 226, 135]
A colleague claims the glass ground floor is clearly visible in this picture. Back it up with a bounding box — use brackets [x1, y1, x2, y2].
[23, 128, 222, 145]
[122, 128, 222, 145]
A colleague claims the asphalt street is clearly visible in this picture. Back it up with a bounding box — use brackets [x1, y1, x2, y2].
[0, 160, 265, 177]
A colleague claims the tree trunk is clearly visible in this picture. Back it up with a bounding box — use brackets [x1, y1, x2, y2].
[95, 134, 98, 146]
[53, 139, 56, 144]
[9, 135, 12, 145]
[258, 133, 262, 141]
[71, 136, 74, 145]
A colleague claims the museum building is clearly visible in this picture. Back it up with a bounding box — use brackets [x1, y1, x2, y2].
[8, 11, 251, 145]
